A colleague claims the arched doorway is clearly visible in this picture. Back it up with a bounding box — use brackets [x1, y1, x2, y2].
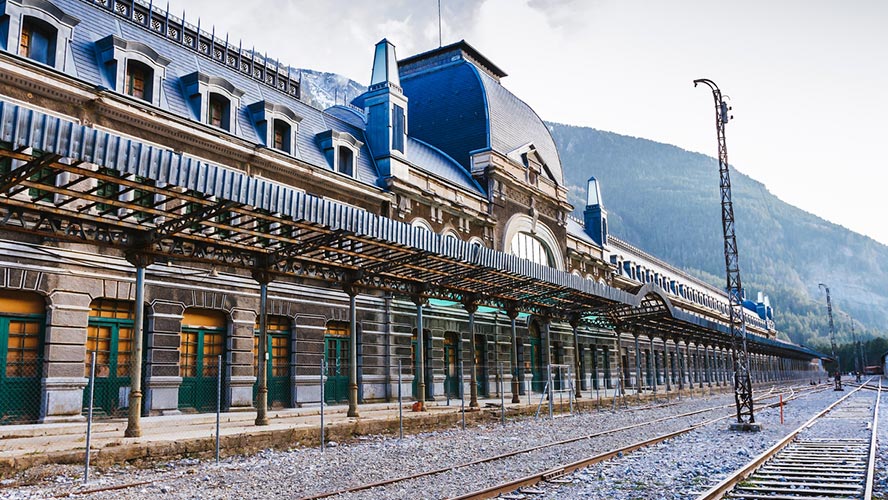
[179, 309, 226, 412]
[0, 291, 44, 423]
[253, 315, 292, 408]
[443, 331, 460, 397]
[84, 299, 135, 416]
[324, 321, 349, 403]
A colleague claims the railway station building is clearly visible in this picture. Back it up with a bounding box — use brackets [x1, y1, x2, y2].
[0, 0, 823, 425]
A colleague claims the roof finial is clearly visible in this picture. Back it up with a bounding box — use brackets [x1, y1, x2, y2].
[437, 0, 442, 47]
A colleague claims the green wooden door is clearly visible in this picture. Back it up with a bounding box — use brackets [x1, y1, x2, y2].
[443, 334, 459, 397]
[84, 317, 133, 416]
[179, 327, 224, 412]
[0, 315, 43, 424]
[529, 337, 544, 392]
[253, 317, 292, 408]
[474, 335, 488, 397]
[324, 336, 349, 403]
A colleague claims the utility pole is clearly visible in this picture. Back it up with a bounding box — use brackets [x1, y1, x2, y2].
[819, 283, 842, 390]
[694, 79, 758, 431]
[845, 312, 864, 381]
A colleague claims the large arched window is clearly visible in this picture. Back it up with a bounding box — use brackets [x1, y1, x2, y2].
[501, 214, 564, 270]
[509, 231, 553, 267]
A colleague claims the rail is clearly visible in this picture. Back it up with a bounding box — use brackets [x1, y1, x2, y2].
[697, 377, 880, 500]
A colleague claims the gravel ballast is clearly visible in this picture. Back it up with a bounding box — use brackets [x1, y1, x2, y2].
[0, 383, 857, 499]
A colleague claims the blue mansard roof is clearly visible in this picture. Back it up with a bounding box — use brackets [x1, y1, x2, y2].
[20, 0, 381, 187]
[5, 2, 561, 198]
[398, 41, 564, 187]
[407, 137, 484, 195]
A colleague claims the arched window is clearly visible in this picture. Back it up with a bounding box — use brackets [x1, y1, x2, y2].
[273, 120, 291, 152]
[509, 231, 552, 267]
[337, 146, 354, 176]
[208, 93, 230, 130]
[125, 59, 151, 101]
[411, 218, 433, 232]
[19, 16, 57, 66]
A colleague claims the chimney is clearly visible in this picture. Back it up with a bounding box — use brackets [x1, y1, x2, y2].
[584, 176, 608, 246]
[363, 39, 409, 180]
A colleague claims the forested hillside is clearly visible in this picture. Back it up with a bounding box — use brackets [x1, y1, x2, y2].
[548, 122, 888, 347]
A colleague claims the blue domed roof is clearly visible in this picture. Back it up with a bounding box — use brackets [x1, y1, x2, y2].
[398, 41, 563, 187]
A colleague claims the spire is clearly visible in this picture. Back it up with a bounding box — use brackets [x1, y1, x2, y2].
[586, 176, 602, 208]
[584, 176, 608, 247]
[361, 39, 408, 179]
[370, 39, 401, 89]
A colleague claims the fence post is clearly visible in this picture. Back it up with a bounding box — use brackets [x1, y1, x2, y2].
[499, 363, 505, 426]
[548, 364, 554, 419]
[459, 360, 466, 431]
[526, 378, 530, 407]
[398, 359, 403, 440]
[215, 354, 221, 463]
[83, 351, 96, 484]
[320, 359, 325, 451]
[567, 365, 574, 416]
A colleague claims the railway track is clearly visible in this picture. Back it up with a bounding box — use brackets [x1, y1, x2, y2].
[289, 383, 820, 500]
[699, 378, 882, 500]
[56, 382, 817, 499]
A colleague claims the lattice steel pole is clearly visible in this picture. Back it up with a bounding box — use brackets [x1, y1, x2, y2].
[819, 283, 842, 390]
[694, 79, 757, 429]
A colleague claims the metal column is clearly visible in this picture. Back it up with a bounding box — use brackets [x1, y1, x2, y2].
[466, 302, 479, 408]
[634, 333, 642, 395]
[254, 273, 270, 426]
[508, 307, 520, 404]
[124, 255, 151, 438]
[571, 317, 582, 399]
[347, 286, 359, 418]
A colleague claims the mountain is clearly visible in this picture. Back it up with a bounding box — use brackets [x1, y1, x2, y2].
[297, 68, 367, 111]
[549, 122, 888, 347]
[295, 73, 888, 348]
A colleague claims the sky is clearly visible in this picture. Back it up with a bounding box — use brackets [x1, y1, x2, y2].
[169, 0, 888, 246]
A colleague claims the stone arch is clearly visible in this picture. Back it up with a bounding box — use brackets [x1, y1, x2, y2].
[501, 213, 565, 271]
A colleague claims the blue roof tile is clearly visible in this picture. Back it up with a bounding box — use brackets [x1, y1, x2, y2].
[43, 0, 383, 189]
[566, 217, 596, 246]
[400, 53, 563, 186]
[400, 63, 489, 171]
[407, 137, 484, 195]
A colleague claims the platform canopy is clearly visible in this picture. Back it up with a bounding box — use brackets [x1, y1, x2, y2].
[0, 100, 631, 319]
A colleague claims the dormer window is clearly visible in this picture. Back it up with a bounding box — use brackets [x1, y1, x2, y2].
[3, 1, 78, 71]
[316, 130, 363, 179]
[337, 146, 354, 176]
[247, 101, 301, 155]
[181, 71, 244, 134]
[95, 35, 169, 106]
[125, 60, 149, 100]
[208, 93, 228, 129]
